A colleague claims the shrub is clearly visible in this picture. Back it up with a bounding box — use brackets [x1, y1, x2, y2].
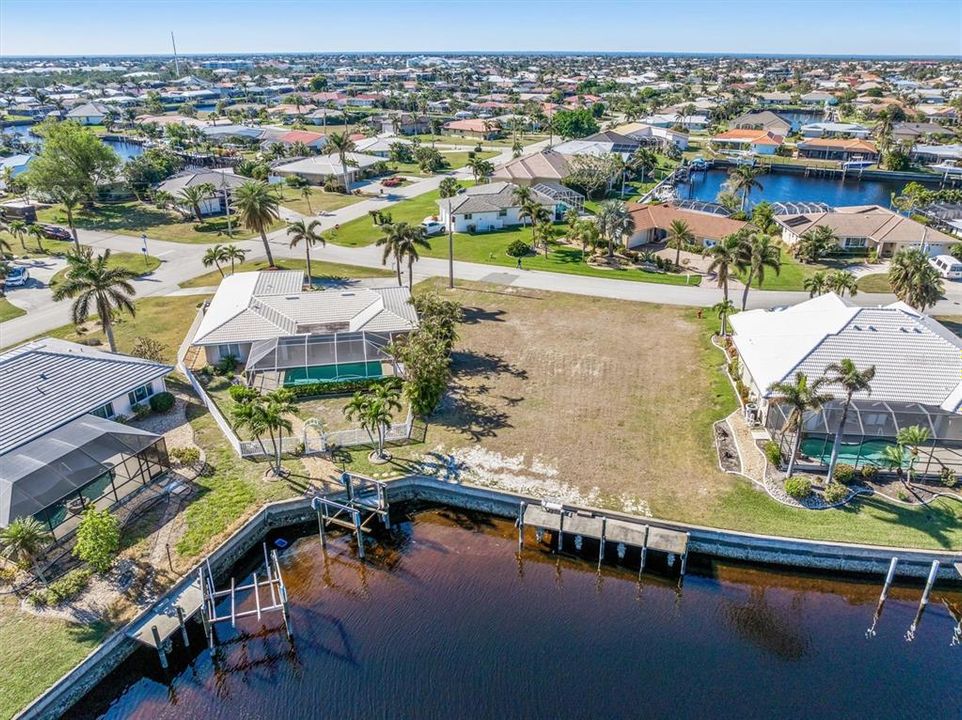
[764, 441, 782, 467]
[505, 239, 532, 258]
[149, 391, 175, 413]
[216, 355, 238, 375]
[940, 467, 958, 488]
[823, 482, 849, 503]
[286, 377, 388, 398]
[833, 464, 856, 484]
[861, 465, 878, 481]
[0, 565, 18, 585]
[73, 509, 120, 573]
[170, 446, 200, 466]
[129, 403, 150, 420]
[897, 489, 910, 502]
[228, 385, 260, 403]
[28, 568, 92, 607]
[784, 476, 812, 500]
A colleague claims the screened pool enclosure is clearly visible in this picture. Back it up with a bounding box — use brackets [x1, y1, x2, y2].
[243, 331, 399, 387]
[765, 399, 962, 477]
[0, 416, 169, 540]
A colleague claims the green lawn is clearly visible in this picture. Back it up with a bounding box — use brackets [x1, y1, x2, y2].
[0, 298, 26, 323]
[328, 188, 451, 247]
[741, 253, 869, 292]
[410, 133, 548, 147]
[277, 187, 362, 216]
[389, 150, 499, 177]
[856, 273, 893, 293]
[36, 201, 284, 245]
[0, 599, 110, 720]
[49, 251, 161, 288]
[180, 257, 393, 289]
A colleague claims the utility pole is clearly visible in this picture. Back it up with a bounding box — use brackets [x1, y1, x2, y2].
[171, 32, 181, 78]
[447, 195, 454, 289]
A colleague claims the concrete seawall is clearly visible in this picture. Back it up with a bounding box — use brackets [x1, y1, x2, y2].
[17, 476, 961, 720]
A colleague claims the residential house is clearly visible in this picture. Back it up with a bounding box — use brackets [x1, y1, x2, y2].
[0, 339, 172, 540]
[156, 169, 248, 217]
[799, 122, 871, 139]
[910, 144, 962, 167]
[756, 92, 793, 106]
[274, 129, 328, 152]
[491, 149, 572, 187]
[65, 101, 109, 125]
[796, 138, 879, 162]
[729, 110, 793, 136]
[270, 151, 382, 187]
[190, 271, 418, 388]
[615, 122, 689, 150]
[379, 113, 432, 136]
[774, 204, 958, 257]
[710, 129, 783, 156]
[436, 181, 560, 233]
[729, 292, 962, 477]
[443, 118, 503, 140]
[799, 91, 837, 106]
[626, 204, 747, 249]
[891, 122, 954, 143]
[640, 113, 709, 131]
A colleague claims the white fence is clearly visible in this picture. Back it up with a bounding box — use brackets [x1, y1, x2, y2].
[179, 359, 414, 459]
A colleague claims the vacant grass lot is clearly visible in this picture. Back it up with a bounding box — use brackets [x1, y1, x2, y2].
[327, 188, 452, 247]
[389, 150, 499, 177]
[335, 280, 961, 549]
[856, 273, 894, 293]
[277, 187, 362, 216]
[37, 201, 284, 245]
[179, 257, 394, 288]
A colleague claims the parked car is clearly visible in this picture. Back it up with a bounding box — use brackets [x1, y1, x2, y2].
[929, 254, 962, 280]
[420, 219, 445, 236]
[4, 266, 29, 287]
[38, 224, 72, 241]
[381, 177, 403, 188]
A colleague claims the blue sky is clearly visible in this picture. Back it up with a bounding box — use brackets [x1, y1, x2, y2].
[1, 0, 960, 57]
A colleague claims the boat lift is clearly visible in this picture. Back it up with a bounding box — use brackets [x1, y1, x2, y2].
[311, 472, 391, 560]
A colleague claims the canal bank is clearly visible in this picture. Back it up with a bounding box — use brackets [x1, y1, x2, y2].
[16, 475, 961, 720]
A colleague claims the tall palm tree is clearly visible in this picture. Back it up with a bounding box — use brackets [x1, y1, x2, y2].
[0, 517, 52, 584]
[881, 425, 931, 486]
[712, 299, 736, 337]
[596, 199, 634, 257]
[377, 222, 428, 287]
[888, 247, 943, 312]
[438, 177, 462, 288]
[287, 219, 325, 288]
[202, 244, 228, 277]
[666, 219, 694, 268]
[222, 244, 247, 274]
[727, 164, 765, 211]
[512, 185, 533, 225]
[704, 232, 741, 302]
[6, 219, 27, 250]
[397, 224, 431, 289]
[55, 188, 83, 251]
[569, 218, 599, 263]
[233, 180, 281, 267]
[822, 359, 876, 482]
[179, 185, 210, 222]
[468, 156, 494, 184]
[343, 381, 403, 460]
[767, 372, 833, 477]
[27, 224, 46, 254]
[795, 225, 838, 263]
[825, 269, 858, 297]
[326, 131, 356, 192]
[51, 249, 137, 352]
[300, 184, 314, 215]
[738, 232, 781, 310]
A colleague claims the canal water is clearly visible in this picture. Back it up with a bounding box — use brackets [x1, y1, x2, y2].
[677, 168, 913, 209]
[1, 123, 143, 162]
[68, 509, 961, 720]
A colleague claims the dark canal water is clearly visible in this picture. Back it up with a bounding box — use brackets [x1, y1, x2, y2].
[678, 168, 915, 209]
[69, 509, 962, 720]
[1, 124, 143, 162]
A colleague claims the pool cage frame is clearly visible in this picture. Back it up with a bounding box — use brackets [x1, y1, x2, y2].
[765, 398, 962, 479]
[243, 330, 403, 387]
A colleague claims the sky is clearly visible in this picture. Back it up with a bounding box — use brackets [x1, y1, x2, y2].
[1, 0, 960, 58]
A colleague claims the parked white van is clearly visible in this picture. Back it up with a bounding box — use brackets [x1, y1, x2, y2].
[929, 254, 962, 279]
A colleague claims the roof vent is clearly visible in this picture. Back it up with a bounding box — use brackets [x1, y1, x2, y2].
[285, 295, 299, 300]
[340, 292, 355, 297]
[853, 324, 861, 331]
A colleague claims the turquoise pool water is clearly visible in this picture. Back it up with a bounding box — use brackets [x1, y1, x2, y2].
[283, 361, 383, 385]
[800, 437, 896, 465]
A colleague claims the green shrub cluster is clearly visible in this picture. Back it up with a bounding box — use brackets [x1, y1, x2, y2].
[833, 464, 856, 485]
[823, 482, 849, 503]
[764, 441, 782, 467]
[228, 384, 260, 403]
[784, 476, 812, 500]
[170, 446, 200, 465]
[286, 377, 388, 398]
[149, 391, 175, 413]
[861, 465, 878, 481]
[28, 568, 92, 607]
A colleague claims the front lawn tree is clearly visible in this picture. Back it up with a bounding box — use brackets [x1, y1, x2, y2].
[52, 248, 137, 352]
[287, 219, 326, 288]
[822, 359, 876, 483]
[25, 120, 120, 207]
[234, 180, 281, 267]
[550, 108, 599, 139]
[344, 381, 403, 461]
[888, 247, 943, 312]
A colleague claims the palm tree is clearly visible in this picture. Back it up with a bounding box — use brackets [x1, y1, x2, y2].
[888, 247, 943, 312]
[397, 224, 431, 289]
[712, 299, 736, 337]
[704, 232, 741, 302]
[287, 219, 325, 288]
[825, 269, 858, 297]
[804, 271, 828, 297]
[0, 517, 52, 584]
[6, 219, 27, 251]
[51, 249, 137, 352]
[222, 244, 247, 274]
[179, 185, 210, 222]
[822, 359, 876, 482]
[767, 372, 833, 477]
[596, 199, 634, 257]
[727, 164, 765, 211]
[343, 381, 403, 460]
[738, 232, 781, 310]
[468, 156, 494, 183]
[202, 244, 228, 277]
[569, 218, 599, 263]
[512, 185, 533, 225]
[233, 180, 281, 267]
[795, 225, 838, 263]
[231, 390, 296, 475]
[27, 224, 46, 254]
[666, 219, 694, 268]
[377, 222, 429, 287]
[881, 425, 931, 486]
[300, 185, 314, 214]
[326, 131, 356, 192]
[55, 188, 83, 251]
[438, 177, 462, 288]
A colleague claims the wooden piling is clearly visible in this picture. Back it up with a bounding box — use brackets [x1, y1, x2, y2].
[151, 625, 168, 669]
[317, 508, 327, 549]
[517, 503, 525, 551]
[597, 517, 606, 570]
[557, 511, 564, 553]
[639, 526, 650, 581]
[353, 510, 365, 560]
[176, 605, 190, 647]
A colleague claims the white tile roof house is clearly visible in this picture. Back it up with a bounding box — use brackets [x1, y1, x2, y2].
[191, 271, 418, 387]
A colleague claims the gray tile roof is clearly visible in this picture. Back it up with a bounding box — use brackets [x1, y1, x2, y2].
[0, 339, 172, 455]
[443, 181, 555, 215]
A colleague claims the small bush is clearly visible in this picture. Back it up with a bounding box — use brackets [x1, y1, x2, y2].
[28, 568, 92, 607]
[861, 465, 878, 482]
[940, 467, 958, 488]
[286, 377, 389, 398]
[784, 476, 812, 500]
[149, 391, 175, 413]
[228, 385, 261, 404]
[764, 441, 782, 467]
[130, 403, 150, 420]
[0, 566, 18, 584]
[505, 239, 532, 258]
[170, 446, 200, 466]
[897, 489, 910, 502]
[833, 464, 856, 484]
[73, 509, 120, 573]
[823, 482, 849, 503]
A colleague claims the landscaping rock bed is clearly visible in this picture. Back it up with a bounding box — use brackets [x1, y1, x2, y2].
[714, 421, 741, 473]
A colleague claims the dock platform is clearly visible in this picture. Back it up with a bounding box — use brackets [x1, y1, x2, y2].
[126, 577, 203, 649]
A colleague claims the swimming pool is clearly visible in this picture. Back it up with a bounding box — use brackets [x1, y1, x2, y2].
[800, 437, 896, 465]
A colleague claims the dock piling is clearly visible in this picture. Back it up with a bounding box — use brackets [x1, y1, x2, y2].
[517, 503, 525, 551]
[151, 625, 168, 669]
[597, 517, 606, 570]
[176, 605, 190, 647]
[906, 560, 941, 641]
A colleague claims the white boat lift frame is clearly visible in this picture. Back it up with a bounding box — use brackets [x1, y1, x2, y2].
[311, 472, 391, 560]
